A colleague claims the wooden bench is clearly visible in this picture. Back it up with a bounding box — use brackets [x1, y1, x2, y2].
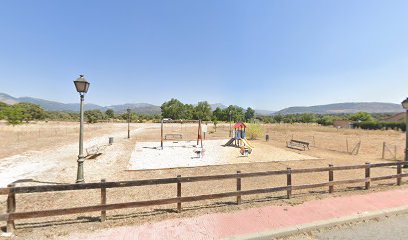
[164, 134, 183, 140]
[86, 144, 108, 156]
[287, 140, 310, 151]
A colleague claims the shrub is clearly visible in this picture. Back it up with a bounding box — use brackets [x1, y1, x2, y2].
[353, 121, 405, 131]
[246, 123, 264, 140]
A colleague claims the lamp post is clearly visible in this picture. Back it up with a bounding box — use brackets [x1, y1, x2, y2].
[73, 75, 90, 183]
[229, 111, 232, 137]
[127, 108, 131, 139]
[402, 98, 408, 167]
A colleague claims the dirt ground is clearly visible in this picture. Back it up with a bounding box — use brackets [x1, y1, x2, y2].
[0, 122, 407, 239]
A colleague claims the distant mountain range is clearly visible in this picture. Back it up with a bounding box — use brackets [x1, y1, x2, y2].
[206, 103, 276, 115]
[0, 93, 161, 115]
[275, 102, 403, 115]
[0, 92, 403, 115]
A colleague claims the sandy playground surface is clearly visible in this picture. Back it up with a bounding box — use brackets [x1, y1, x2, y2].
[128, 139, 317, 170]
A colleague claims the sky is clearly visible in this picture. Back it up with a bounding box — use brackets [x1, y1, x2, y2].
[0, 0, 407, 110]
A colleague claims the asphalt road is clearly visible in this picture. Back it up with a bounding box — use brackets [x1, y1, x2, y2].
[282, 213, 408, 240]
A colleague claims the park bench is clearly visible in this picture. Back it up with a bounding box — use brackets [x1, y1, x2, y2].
[164, 134, 183, 140]
[287, 139, 310, 151]
[86, 144, 108, 156]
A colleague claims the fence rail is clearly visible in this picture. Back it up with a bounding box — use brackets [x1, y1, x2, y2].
[1, 161, 406, 234]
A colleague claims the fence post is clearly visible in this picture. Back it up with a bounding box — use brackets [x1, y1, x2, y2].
[365, 163, 370, 190]
[356, 141, 361, 155]
[329, 164, 334, 193]
[382, 142, 386, 159]
[177, 175, 182, 213]
[100, 179, 106, 222]
[7, 183, 16, 234]
[346, 139, 349, 153]
[397, 161, 402, 186]
[236, 171, 242, 205]
[287, 168, 292, 199]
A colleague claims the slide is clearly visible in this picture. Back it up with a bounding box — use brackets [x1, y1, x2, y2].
[240, 138, 254, 149]
[224, 138, 235, 146]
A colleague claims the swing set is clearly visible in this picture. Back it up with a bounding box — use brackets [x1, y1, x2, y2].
[160, 119, 204, 149]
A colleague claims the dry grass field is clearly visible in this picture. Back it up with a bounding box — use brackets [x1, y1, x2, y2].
[0, 121, 407, 239]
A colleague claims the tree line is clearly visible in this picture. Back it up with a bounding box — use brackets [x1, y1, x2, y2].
[0, 102, 161, 125]
[0, 101, 405, 132]
[160, 98, 255, 122]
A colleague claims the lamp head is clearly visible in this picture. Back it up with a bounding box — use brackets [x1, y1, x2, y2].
[402, 98, 408, 110]
[74, 75, 90, 94]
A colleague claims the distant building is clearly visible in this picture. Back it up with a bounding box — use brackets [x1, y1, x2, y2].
[333, 120, 353, 129]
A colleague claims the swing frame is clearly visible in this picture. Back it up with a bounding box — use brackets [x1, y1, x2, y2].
[160, 119, 203, 149]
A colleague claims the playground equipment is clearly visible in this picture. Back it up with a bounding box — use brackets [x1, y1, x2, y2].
[224, 122, 254, 156]
[160, 119, 203, 149]
[193, 148, 205, 158]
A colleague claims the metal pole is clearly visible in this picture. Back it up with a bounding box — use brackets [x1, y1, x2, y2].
[229, 112, 232, 137]
[127, 109, 130, 139]
[76, 94, 85, 183]
[161, 119, 164, 149]
[405, 109, 408, 167]
[197, 120, 201, 146]
[200, 120, 203, 148]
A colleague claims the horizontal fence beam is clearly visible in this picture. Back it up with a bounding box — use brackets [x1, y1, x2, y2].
[0, 186, 288, 221]
[3, 172, 408, 222]
[0, 161, 405, 195]
[371, 173, 408, 182]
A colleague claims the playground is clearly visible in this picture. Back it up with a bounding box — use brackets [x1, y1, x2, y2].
[128, 121, 317, 170]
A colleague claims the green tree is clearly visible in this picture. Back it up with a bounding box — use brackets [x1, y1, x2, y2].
[3, 105, 25, 125]
[211, 116, 218, 132]
[213, 107, 226, 121]
[15, 102, 46, 122]
[299, 113, 317, 123]
[225, 105, 245, 122]
[45, 111, 79, 121]
[273, 114, 283, 123]
[105, 109, 115, 119]
[317, 115, 337, 126]
[161, 98, 186, 120]
[245, 107, 255, 121]
[183, 104, 194, 119]
[0, 102, 8, 120]
[349, 112, 373, 122]
[193, 101, 212, 120]
[84, 109, 105, 123]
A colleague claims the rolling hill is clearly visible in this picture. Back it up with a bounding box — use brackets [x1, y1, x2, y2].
[275, 102, 404, 115]
[0, 93, 161, 115]
[1, 93, 403, 116]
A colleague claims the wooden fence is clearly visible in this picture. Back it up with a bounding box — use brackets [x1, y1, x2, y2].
[1, 161, 407, 234]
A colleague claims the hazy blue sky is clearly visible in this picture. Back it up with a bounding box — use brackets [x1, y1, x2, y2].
[1, 0, 407, 110]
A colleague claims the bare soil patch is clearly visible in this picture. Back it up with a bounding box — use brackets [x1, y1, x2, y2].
[0, 122, 406, 239]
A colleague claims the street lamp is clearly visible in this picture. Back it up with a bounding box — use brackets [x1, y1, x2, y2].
[73, 75, 90, 183]
[127, 108, 131, 139]
[402, 98, 408, 167]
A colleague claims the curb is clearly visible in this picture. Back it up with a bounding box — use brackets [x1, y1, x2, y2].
[224, 205, 408, 240]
